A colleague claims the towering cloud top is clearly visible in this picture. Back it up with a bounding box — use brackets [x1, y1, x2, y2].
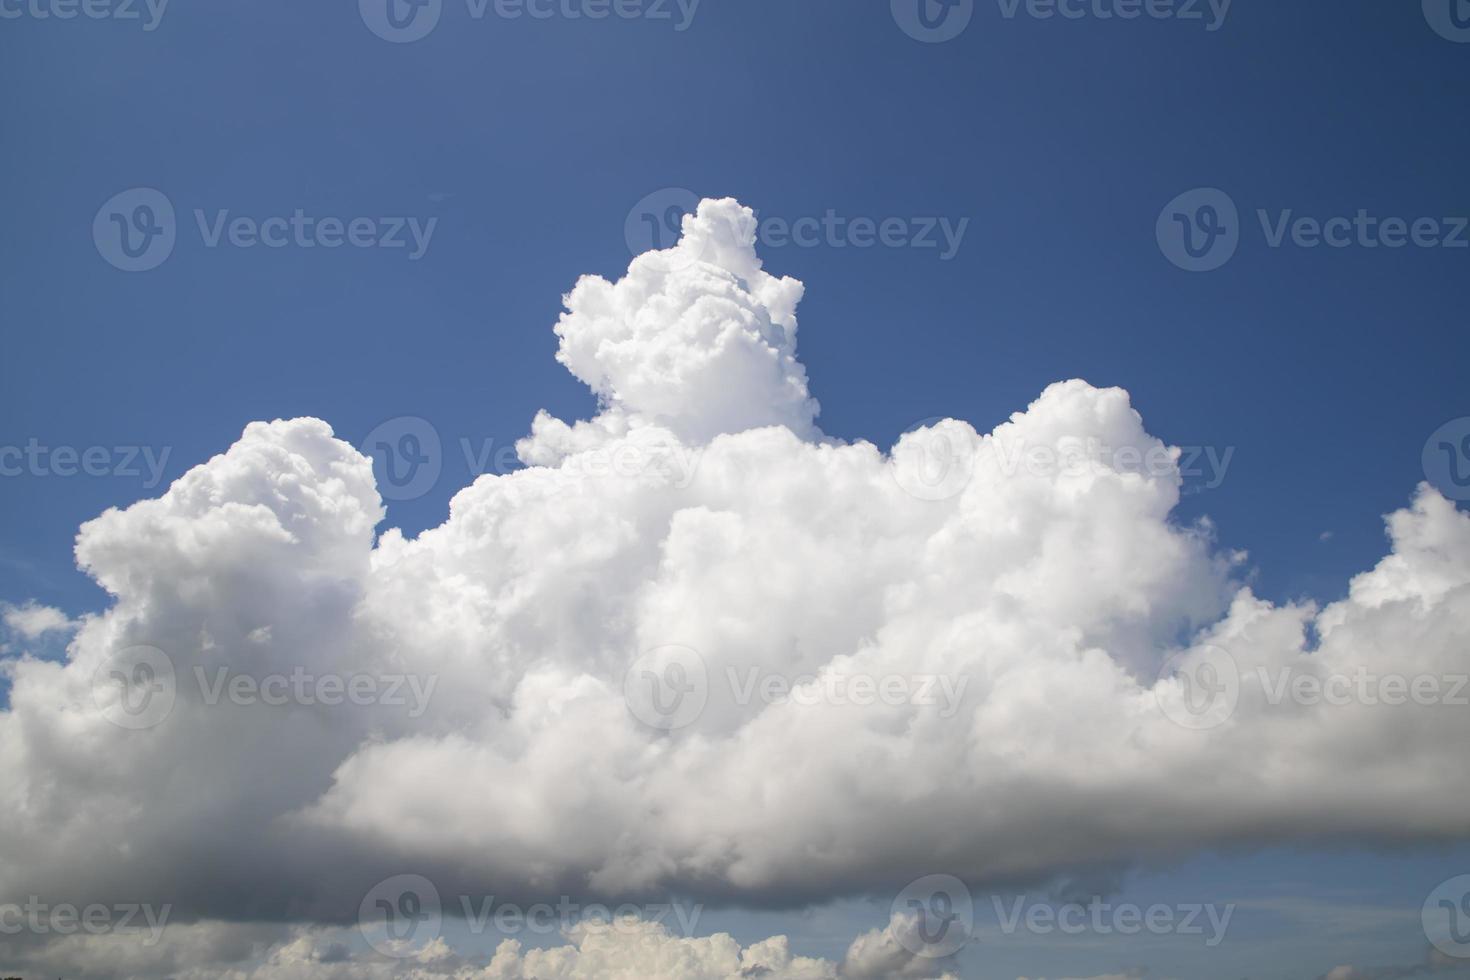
[545, 198, 817, 448]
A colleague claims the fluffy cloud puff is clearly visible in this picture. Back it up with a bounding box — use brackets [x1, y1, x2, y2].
[0, 914, 952, 980]
[2, 199, 1468, 956]
[1, 601, 76, 639]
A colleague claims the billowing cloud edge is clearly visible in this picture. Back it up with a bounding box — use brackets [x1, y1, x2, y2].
[1, 198, 1468, 977]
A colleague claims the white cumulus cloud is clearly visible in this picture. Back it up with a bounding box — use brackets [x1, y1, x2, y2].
[2, 198, 1468, 978]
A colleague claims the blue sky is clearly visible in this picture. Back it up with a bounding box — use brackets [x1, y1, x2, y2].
[3, 1, 1470, 977]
